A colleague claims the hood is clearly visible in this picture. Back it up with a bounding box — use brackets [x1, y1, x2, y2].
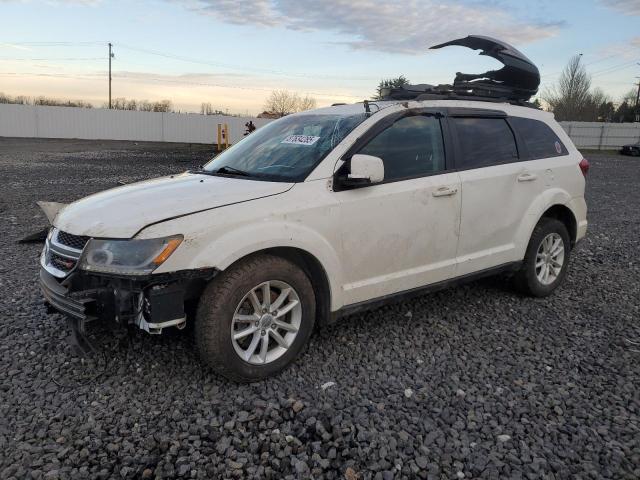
[54, 172, 293, 238]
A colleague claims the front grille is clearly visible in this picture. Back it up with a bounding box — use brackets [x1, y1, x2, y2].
[50, 252, 77, 272]
[57, 230, 90, 251]
[40, 268, 93, 321]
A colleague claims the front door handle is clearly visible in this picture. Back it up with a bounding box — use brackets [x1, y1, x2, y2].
[517, 172, 538, 182]
[432, 186, 458, 197]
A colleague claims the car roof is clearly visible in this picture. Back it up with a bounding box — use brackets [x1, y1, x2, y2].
[295, 99, 554, 122]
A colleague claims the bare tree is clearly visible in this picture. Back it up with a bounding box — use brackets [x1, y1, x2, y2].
[0, 92, 94, 107]
[31, 95, 93, 108]
[264, 90, 300, 117]
[297, 95, 317, 112]
[149, 100, 172, 112]
[263, 90, 319, 116]
[585, 87, 612, 121]
[0, 92, 30, 105]
[614, 89, 640, 122]
[108, 97, 138, 110]
[201, 102, 213, 115]
[138, 100, 154, 112]
[201, 102, 226, 115]
[542, 55, 592, 121]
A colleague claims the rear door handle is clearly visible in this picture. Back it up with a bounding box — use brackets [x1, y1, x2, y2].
[432, 186, 458, 197]
[517, 173, 538, 182]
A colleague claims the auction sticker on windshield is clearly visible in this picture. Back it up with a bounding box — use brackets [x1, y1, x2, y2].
[281, 135, 320, 146]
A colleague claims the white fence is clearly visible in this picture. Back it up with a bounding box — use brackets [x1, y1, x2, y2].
[0, 103, 272, 145]
[1, 103, 638, 150]
[560, 121, 640, 150]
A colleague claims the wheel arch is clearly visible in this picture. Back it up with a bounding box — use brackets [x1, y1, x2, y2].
[540, 204, 578, 247]
[224, 247, 333, 328]
[514, 188, 577, 257]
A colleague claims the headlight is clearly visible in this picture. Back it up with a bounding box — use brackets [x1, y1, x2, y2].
[79, 235, 183, 275]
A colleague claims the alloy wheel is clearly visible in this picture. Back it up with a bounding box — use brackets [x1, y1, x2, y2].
[230, 280, 302, 365]
[535, 232, 565, 285]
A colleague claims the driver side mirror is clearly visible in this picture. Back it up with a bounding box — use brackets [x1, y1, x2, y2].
[337, 154, 385, 189]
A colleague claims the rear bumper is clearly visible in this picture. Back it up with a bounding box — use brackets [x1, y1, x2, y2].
[568, 196, 588, 244]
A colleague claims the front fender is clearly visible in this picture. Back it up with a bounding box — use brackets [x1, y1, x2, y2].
[150, 220, 346, 311]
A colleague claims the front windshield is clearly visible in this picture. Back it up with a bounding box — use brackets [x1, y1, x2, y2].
[203, 113, 367, 182]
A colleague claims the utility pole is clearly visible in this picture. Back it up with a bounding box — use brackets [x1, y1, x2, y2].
[634, 78, 640, 123]
[108, 43, 114, 109]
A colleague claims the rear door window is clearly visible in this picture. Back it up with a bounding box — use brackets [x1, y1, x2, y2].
[452, 117, 518, 169]
[358, 114, 445, 181]
[509, 116, 568, 159]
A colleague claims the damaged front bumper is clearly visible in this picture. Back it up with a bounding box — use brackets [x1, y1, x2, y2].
[40, 265, 215, 336]
[40, 227, 216, 337]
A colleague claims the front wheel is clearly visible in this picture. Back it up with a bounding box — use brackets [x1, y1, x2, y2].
[195, 254, 315, 382]
[513, 217, 571, 297]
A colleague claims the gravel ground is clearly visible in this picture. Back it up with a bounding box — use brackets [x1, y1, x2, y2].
[1, 138, 639, 480]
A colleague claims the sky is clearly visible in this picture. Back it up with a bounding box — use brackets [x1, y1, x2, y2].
[0, 0, 639, 115]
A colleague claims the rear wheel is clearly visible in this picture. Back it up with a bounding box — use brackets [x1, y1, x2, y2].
[195, 254, 315, 382]
[513, 217, 571, 297]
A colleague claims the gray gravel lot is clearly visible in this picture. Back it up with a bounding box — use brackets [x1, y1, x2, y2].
[1, 138, 639, 479]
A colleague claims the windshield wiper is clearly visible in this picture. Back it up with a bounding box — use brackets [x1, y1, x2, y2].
[190, 166, 254, 178]
[190, 166, 286, 182]
[215, 166, 251, 177]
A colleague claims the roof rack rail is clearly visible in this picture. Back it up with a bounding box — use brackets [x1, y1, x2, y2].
[381, 86, 539, 108]
[414, 91, 539, 109]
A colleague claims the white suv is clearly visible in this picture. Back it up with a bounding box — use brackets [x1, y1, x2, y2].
[40, 97, 588, 381]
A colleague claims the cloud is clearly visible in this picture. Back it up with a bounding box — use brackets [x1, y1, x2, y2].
[187, 0, 280, 27]
[595, 35, 640, 60]
[0, 42, 33, 51]
[601, 0, 640, 15]
[176, 0, 560, 54]
[0, 0, 101, 4]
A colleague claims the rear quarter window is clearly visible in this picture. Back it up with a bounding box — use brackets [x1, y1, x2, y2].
[509, 117, 568, 159]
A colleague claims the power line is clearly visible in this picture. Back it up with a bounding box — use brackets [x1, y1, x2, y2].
[0, 72, 102, 79]
[112, 73, 364, 98]
[1, 40, 378, 82]
[541, 54, 630, 78]
[0, 41, 107, 46]
[591, 60, 640, 78]
[116, 43, 377, 82]
[0, 57, 103, 61]
[0, 71, 365, 99]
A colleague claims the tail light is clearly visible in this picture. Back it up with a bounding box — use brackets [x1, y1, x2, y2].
[579, 158, 590, 177]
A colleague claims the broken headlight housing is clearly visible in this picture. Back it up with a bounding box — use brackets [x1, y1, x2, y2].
[79, 235, 183, 276]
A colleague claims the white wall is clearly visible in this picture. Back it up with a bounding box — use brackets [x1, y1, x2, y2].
[0, 103, 272, 144]
[1, 103, 638, 150]
[560, 121, 640, 150]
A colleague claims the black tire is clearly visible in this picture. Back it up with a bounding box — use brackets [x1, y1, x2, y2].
[195, 254, 315, 382]
[513, 217, 571, 297]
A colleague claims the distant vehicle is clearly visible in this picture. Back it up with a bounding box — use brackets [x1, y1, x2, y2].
[620, 142, 640, 156]
[40, 37, 589, 381]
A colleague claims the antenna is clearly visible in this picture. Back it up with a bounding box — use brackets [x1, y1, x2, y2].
[363, 99, 371, 115]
